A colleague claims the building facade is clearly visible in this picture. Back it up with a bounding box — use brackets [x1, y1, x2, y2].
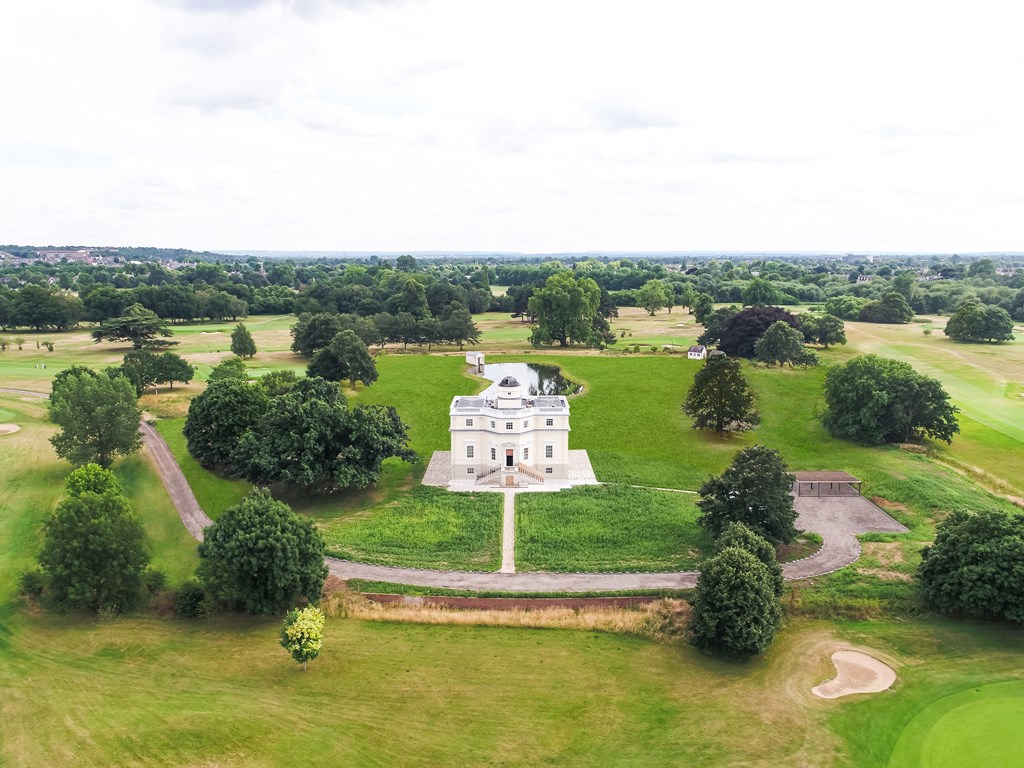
[449, 376, 570, 485]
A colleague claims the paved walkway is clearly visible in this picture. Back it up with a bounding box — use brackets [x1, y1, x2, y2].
[2, 387, 910, 593]
[500, 491, 516, 573]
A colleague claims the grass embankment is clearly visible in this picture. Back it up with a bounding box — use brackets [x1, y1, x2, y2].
[516, 485, 711, 572]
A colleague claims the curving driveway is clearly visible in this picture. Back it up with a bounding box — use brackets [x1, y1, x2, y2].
[3, 388, 909, 593]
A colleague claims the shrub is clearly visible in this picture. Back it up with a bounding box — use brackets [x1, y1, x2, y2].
[174, 580, 211, 618]
[19, 568, 48, 600]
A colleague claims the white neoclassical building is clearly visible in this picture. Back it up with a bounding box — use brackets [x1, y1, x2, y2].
[449, 375, 572, 487]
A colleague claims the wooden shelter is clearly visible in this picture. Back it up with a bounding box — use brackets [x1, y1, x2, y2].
[793, 471, 862, 497]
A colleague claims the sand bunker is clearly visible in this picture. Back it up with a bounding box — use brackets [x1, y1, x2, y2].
[812, 650, 896, 699]
[0, 423, 21, 436]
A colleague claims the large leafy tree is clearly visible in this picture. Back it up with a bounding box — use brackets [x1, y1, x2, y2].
[528, 272, 601, 347]
[38, 465, 149, 612]
[717, 522, 784, 598]
[697, 445, 797, 543]
[692, 293, 715, 323]
[683, 354, 760, 435]
[742, 278, 780, 308]
[198, 489, 328, 615]
[231, 378, 414, 489]
[753, 321, 817, 367]
[689, 546, 781, 657]
[290, 312, 343, 357]
[718, 306, 799, 358]
[49, 370, 142, 467]
[441, 301, 481, 350]
[918, 510, 1024, 623]
[822, 354, 959, 445]
[859, 292, 914, 324]
[696, 305, 739, 347]
[91, 303, 175, 348]
[119, 349, 160, 396]
[799, 313, 846, 348]
[230, 322, 257, 358]
[183, 378, 270, 466]
[637, 279, 672, 315]
[154, 351, 196, 390]
[307, 330, 377, 388]
[943, 300, 1015, 343]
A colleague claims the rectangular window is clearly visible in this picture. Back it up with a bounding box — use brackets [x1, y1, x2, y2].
[545, 418, 554, 427]
[545, 445, 553, 459]
[467, 467, 475, 474]
[490, 420, 495, 429]
[545, 467, 553, 474]
[490, 447, 496, 461]
[465, 418, 474, 427]
[505, 422, 514, 430]
[523, 420, 529, 428]
[466, 445, 474, 458]
[523, 447, 529, 460]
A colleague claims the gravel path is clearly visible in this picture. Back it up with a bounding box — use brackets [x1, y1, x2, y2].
[500, 491, 516, 573]
[3, 387, 910, 593]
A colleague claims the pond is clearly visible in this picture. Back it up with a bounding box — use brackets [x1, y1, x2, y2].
[477, 362, 583, 397]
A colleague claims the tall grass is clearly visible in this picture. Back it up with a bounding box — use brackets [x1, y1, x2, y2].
[516, 485, 712, 572]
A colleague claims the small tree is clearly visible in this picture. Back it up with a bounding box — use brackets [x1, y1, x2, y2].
[49, 370, 142, 467]
[697, 445, 797, 543]
[207, 356, 248, 382]
[441, 302, 481, 350]
[918, 510, 1024, 623]
[37, 465, 149, 612]
[230, 322, 257, 358]
[280, 606, 326, 670]
[689, 547, 781, 657]
[13, 336, 25, 350]
[154, 351, 196, 390]
[198, 489, 328, 615]
[637, 279, 672, 316]
[754, 321, 816, 367]
[683, 354, 760, 435]
[692, 293, 715, 323]
[91, 303, 175, 348]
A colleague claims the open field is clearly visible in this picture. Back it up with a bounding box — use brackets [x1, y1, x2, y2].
[516, 485, 711, 572]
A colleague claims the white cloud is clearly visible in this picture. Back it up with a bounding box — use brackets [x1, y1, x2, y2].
[0, 0, 1021, 251]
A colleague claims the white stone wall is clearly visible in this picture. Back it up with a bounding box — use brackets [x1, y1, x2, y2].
[449, 409, 570, 480]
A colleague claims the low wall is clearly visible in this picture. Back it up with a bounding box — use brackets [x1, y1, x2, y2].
[362, 593, 662, 610]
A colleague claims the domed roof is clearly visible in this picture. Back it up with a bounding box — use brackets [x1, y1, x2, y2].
[498, 376, 520, 388]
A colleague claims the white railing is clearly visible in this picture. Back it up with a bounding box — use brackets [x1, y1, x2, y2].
[517, 462, 545, 483]
[475, 466, 503, 485]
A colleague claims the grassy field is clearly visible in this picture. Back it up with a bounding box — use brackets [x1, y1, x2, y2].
[318, 486, 502, 570]
[516, 485, 711, 572]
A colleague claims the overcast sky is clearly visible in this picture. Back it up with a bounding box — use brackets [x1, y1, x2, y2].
[1, 0, 1022, 253]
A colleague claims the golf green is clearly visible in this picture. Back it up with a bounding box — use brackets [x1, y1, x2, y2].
[888, 681, 1024, 767]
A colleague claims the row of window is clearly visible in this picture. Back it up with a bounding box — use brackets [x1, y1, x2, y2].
[466, 467, 555, 474]
[465, 445, 554, 459]
[464, 418, 556, 429]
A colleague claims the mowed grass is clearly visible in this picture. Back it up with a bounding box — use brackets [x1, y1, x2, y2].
[516, 485, 711, 572]
[319, 486, 502, 570]
[0, 394, 197, 599]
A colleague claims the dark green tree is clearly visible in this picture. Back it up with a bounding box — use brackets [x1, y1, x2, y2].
[943, 300, 1015, 343]
[696, 305, 739, 347]
[230, 322, 257, 358]
[441, 301, 481, 350]
[859, 292, 914, 323]
[184, 378, 270, 467]
[528, 272, 601, 347]
[918, 510, 1024, 623]
[637, 279, 672, 315]
[48, 371, 142, 467]
[120, 349, 160, 395]
[753, 321, 817, 367]
[683, 354, 760, 435]
[689, 547, 781, 657]
[91, 303, 175, 348]
[154, 351, 195, 390]
[718, 307, 799, 358]
[822, 355, 959, 445]
[742, 278, 780, 307]
[810, 313, 846, 348]
[290, 312, 343, 357]
[717, 522, 784, 598]
[37, 465, 149, 612]
[692, 293, 715, 323]
[198, 489, 328, 615]
[697, 445, 797, 543]
[207, 356, 248, 382]
[307, 330, 377, 388]
[255, 369, 299, 397]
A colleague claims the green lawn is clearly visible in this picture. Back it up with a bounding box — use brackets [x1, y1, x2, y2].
[319, 486, 502, 570]
[516, 485, 711, 572]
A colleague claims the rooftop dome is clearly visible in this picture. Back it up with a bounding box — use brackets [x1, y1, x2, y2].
[498, 376, 520, 388]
